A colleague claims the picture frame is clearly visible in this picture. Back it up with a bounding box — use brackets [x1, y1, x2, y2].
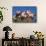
[12, 6, 37, 23]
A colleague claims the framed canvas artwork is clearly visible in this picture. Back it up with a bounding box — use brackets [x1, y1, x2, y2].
[12, 6, 37, 23]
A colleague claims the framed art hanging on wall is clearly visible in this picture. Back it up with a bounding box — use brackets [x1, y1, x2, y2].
[12, 6, 37, 23]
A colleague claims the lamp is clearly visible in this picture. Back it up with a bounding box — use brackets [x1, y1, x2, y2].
[3, 26, 12, 39]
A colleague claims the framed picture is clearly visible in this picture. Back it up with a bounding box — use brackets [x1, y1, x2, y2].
[12, 6, 37, 23]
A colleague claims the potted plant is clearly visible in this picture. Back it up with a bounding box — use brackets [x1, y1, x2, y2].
[33, 31, 44, 39]
[0, 7, 8, 23]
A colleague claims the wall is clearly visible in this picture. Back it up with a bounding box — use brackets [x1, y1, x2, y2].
[0, 0, 46, 46]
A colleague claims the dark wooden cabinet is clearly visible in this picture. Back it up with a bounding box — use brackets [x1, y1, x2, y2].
[2, 38, 44, 46]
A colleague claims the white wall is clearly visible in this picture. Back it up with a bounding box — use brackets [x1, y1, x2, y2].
[0, 0, 46, 46]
